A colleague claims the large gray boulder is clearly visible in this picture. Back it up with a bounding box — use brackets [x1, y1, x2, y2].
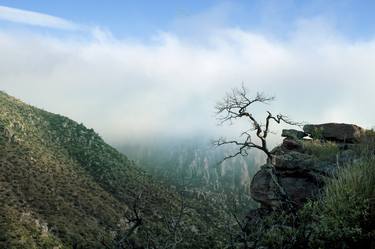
[277, 174, 320, 206]
[250, 165, 281, 208]
[272, 151, 335, 176]
[251, 151, 332, 208]
[250, 162, 322, 208]
[303, 123, 365, 143]
[250, 122, 363, 209]
[282, 138, 303, 151]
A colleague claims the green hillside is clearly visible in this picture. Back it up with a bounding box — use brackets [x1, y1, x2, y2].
[0, 91, 230, 249]
[3, 91, 372, 249]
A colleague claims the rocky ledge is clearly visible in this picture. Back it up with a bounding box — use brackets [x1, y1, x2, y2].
[250, 123, 365, 209]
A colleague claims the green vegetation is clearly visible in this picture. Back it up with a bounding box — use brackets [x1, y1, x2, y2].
[243, 155, 375, 249]
[120, 140, 261, 201]
[303, 157, 375, 248]
[0, 91, 234, 248]
[1, 90, 374, 248]
[310, 127, 324, 140]
[0, 91, 135, 248]
[355, 129, 375, 158]
[0, 207, 65, 249]
[302, 140, 339, 161]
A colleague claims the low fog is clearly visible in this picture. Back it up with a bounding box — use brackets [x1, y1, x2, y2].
[1, 6, 375, 145]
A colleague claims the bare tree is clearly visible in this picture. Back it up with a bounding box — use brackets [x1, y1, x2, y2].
[226, 195, 251, 249]
[214, 85, 301, 210]
[116, 191, 144, 249]
[116, 186, 187, 249]
[215, 84, 299, 164]
[159, 192, 186, 249]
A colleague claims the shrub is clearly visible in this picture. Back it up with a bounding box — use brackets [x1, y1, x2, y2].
[301, 156, 375, 248]
[355, 129, 375, 158]
[302, 140, 339, 162]
[310, 127, 324, 140]
[244, 156, 375, 249]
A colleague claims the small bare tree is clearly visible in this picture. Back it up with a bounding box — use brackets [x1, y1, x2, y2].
[116, 191, 144, 249]
[214, 84, 301, 210]
[215, 84, 298, 164]
[116, 186, 187, 249]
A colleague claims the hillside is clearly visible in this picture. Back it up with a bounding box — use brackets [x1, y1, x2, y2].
[0, 91, 231, 249]
[1, 91, 374, 249]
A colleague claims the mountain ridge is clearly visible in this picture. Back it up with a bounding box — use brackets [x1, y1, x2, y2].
[0, 91, 225, 248]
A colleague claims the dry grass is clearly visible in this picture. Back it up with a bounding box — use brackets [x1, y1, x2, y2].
[302, 140, 339, 161]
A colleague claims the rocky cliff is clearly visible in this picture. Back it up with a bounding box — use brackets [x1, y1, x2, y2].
[250, 123, 366, 209]
[242, 123, 374, 249]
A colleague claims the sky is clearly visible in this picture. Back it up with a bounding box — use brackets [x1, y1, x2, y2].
[0, 1, 375, 144]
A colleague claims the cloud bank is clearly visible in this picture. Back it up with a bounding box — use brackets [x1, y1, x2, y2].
[0, 5, 79, 30]
[0, 9, 374, 144]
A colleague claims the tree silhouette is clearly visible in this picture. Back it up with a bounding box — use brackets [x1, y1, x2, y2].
[215, 84, 298, 164]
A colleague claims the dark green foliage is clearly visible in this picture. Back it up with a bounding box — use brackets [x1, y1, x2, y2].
[1, 90, 374, 248]
[242, 156, 375, 249]
[0, 91, 233, 248]
[0, 91, 133, 248]
[310, 127, 324, 140]
[302, 156, 375, 248]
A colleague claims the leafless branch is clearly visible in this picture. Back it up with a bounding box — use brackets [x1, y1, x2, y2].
[215, 85, 299, 163]
[116, 191, 144, 248]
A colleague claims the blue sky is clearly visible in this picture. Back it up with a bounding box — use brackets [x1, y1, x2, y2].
[1, 0, 375, 40]
[0, 1, 374, 143]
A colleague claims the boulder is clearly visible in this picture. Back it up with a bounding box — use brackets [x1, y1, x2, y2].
[251, 151, 332, 208]
[272, 151, 334, 176]
[278, 174, 320, 207]
[250, 122, 363, 209]
[281, 129, 307, 140]
[250, 162, 322, 208]
[303, 123, 365, 143]
[273, 151, 314, 170]
[282, 138, 303, 151]
[250, 165, 281, 208]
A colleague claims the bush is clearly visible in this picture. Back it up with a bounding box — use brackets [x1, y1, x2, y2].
[302, 140, 339, 161]
[310, 127, 324, 140]
[301, 156, 375, 248]
[244, 156, 375, 249]
[355, 129, 375, 158]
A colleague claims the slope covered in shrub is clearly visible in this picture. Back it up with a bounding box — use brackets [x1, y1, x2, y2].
[0, 91, 231, 248]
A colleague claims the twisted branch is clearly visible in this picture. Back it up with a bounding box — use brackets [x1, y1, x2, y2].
[215, 84, 299, 162]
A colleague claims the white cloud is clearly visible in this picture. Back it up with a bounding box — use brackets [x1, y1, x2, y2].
[0, 5, 80, 30]
[0, 17, 375, 144]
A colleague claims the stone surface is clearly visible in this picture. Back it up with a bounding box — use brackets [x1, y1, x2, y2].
[282, 138, 303, 151]
[250, 165, 281, 208]
[250, 160, 324, 208]
[278, 174, 320, 206]
[281, 129, 307, 139]
[303, 123, 365, 143]
[273, 151, 315, 170]
[272, 151, 334, 175]
[250, 123, 363, 209]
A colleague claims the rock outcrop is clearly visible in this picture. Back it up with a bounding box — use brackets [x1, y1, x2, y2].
[250, 123, 364, 209]
[281, 129, 307, 140]
[303, 123, 365, 143]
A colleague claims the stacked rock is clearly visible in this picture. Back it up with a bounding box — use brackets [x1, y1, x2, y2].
[250, 123, 365, 209]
